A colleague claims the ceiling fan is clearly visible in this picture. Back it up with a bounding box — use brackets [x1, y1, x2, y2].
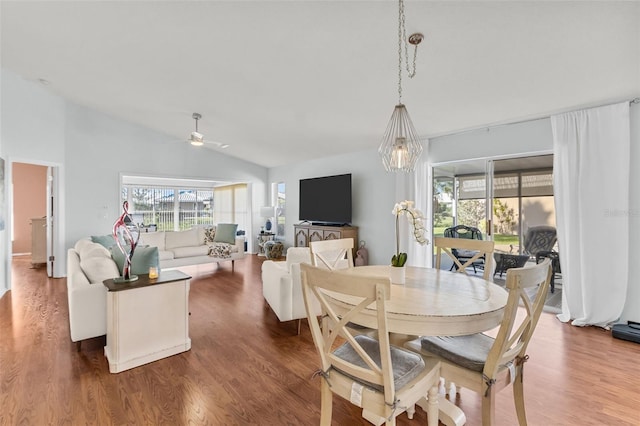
[188, 112, 229, 149]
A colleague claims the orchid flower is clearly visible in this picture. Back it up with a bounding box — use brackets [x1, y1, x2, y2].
[391, 200, 429, 267]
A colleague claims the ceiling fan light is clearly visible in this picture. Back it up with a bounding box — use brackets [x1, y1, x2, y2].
[190, 131, 204, 146]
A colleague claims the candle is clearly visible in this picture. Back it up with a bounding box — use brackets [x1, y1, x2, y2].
[149, 266, 158, 279]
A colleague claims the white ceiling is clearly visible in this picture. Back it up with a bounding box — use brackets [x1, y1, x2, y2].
[2, 1, 639, 168]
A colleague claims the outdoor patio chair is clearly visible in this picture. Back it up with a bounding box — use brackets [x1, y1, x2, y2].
[523, 226, 560, 292]
[443, 225, 484, 273]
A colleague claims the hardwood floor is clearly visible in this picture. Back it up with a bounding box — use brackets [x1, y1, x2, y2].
[1, 255, 639, 425]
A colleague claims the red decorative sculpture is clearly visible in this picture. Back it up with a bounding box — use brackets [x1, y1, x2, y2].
[112, 201, 140, 282]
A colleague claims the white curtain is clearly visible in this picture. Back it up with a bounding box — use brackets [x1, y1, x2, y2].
[551, 102, 630, 327]
[396, 139, 431, 268]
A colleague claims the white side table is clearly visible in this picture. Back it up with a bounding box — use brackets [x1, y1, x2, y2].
[103, 270, 191, 373]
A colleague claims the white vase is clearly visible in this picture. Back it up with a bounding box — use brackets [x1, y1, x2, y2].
[389, 265, 406, 285]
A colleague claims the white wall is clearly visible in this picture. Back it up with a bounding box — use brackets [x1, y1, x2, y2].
[429, 117, 553, 164]
[64, 103, 268, 245]
[268, 149, 398, 266]
[1, 70, 67, 290]
[624, 104, 640, 322]
[0, 70, 270, 290]
[429, 105, 640, 322]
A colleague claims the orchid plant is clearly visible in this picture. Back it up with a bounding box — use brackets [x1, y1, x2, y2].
[391, 200, 429, 267]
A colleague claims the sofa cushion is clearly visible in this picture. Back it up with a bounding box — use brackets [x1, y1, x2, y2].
[172, 245, 209, 259]
[111, 246, 160, 276]
[139, 231, 166, 250]
[70, 268, 90, 287]
[81, 243, 112, 260]
[80, 256, 120, 283]
[208, 243, 231, 258]
[213, 223, 238, 244]
[74, 238, 94, 254]
[90, 234, 116, 248]
[285, 247, 312, 271]
[165, 229, 199, 249]
[158, 250, 175, 261]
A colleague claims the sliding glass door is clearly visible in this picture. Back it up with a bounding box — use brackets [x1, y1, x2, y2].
[432, 159, 493, 240]
[432, 154, 555, 255]
[492, 156, 555, 254]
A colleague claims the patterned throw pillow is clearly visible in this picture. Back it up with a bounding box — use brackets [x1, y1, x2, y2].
[204, 227, 216, 244]
[208, 242, 231, 259]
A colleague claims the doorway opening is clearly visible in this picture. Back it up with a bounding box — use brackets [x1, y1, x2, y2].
[9, 160, 63, 287]
[432, 154, 556, 254]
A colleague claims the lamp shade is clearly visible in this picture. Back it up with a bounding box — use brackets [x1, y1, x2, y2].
[378, 104, 423, 172]
[260, 206, 275, 218]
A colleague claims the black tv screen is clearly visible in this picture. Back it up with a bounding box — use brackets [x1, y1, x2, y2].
[299, 173, 352, 225]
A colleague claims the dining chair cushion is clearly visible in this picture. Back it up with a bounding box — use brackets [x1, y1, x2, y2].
[333, 335, 425, 392]
[421, 333, 494, 372]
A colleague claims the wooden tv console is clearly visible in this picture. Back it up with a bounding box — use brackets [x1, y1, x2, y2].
[294, 224, 358, 254]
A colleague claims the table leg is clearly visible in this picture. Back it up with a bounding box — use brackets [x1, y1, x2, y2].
[417, 395, 466, 426]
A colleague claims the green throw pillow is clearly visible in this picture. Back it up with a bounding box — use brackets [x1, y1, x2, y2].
[212, 223, 238, 244]
[111, 246, 160, 276]
[91, 234, 116, 248]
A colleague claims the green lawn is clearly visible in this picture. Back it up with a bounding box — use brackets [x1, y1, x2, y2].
[432, 227, 519, 246]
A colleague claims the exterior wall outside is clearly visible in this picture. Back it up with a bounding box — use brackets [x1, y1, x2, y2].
[522, 196, 556, 230]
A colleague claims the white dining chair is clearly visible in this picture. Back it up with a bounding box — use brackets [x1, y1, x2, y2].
[300, 263, 441, 426]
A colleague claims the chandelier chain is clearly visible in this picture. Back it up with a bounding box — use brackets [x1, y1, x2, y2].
[397, 0, 418, 104]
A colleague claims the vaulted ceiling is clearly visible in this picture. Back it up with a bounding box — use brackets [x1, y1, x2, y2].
[2, 1, 638, 168]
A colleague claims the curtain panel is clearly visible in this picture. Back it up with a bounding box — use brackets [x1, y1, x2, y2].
[551, 102, 630, 327]
[396, 139, 430, 268]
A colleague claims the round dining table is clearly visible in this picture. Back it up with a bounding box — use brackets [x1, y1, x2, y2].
[325, 265, 509, 426]
[328, 265, 509, 337]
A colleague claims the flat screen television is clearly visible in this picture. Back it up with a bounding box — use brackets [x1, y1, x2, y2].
[299, 173, 352, 225]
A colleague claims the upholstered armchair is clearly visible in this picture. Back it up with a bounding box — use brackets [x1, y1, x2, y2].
[261, 247, 320, 334]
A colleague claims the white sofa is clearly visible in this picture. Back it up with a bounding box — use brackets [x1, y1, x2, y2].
[67, 239, 118, 348]
[139, 227, 245, 271]
[261, 247, 321, 333]
[66, 227, 245, 348]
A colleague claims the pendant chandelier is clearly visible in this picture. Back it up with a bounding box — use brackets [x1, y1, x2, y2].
[378, 0, 424, 173]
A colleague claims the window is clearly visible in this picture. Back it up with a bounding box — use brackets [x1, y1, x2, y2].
[121, 176, 248, 233]
[276, 182, 285, 238]
[121, 186, 214, 231]
[213, 184, 248, 232]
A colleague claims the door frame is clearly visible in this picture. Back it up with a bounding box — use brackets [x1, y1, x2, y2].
[6, 158, 65, 289]
[431, 149, 553, 247]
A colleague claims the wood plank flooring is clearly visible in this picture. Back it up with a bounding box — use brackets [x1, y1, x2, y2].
[1, 255, 639, 425]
